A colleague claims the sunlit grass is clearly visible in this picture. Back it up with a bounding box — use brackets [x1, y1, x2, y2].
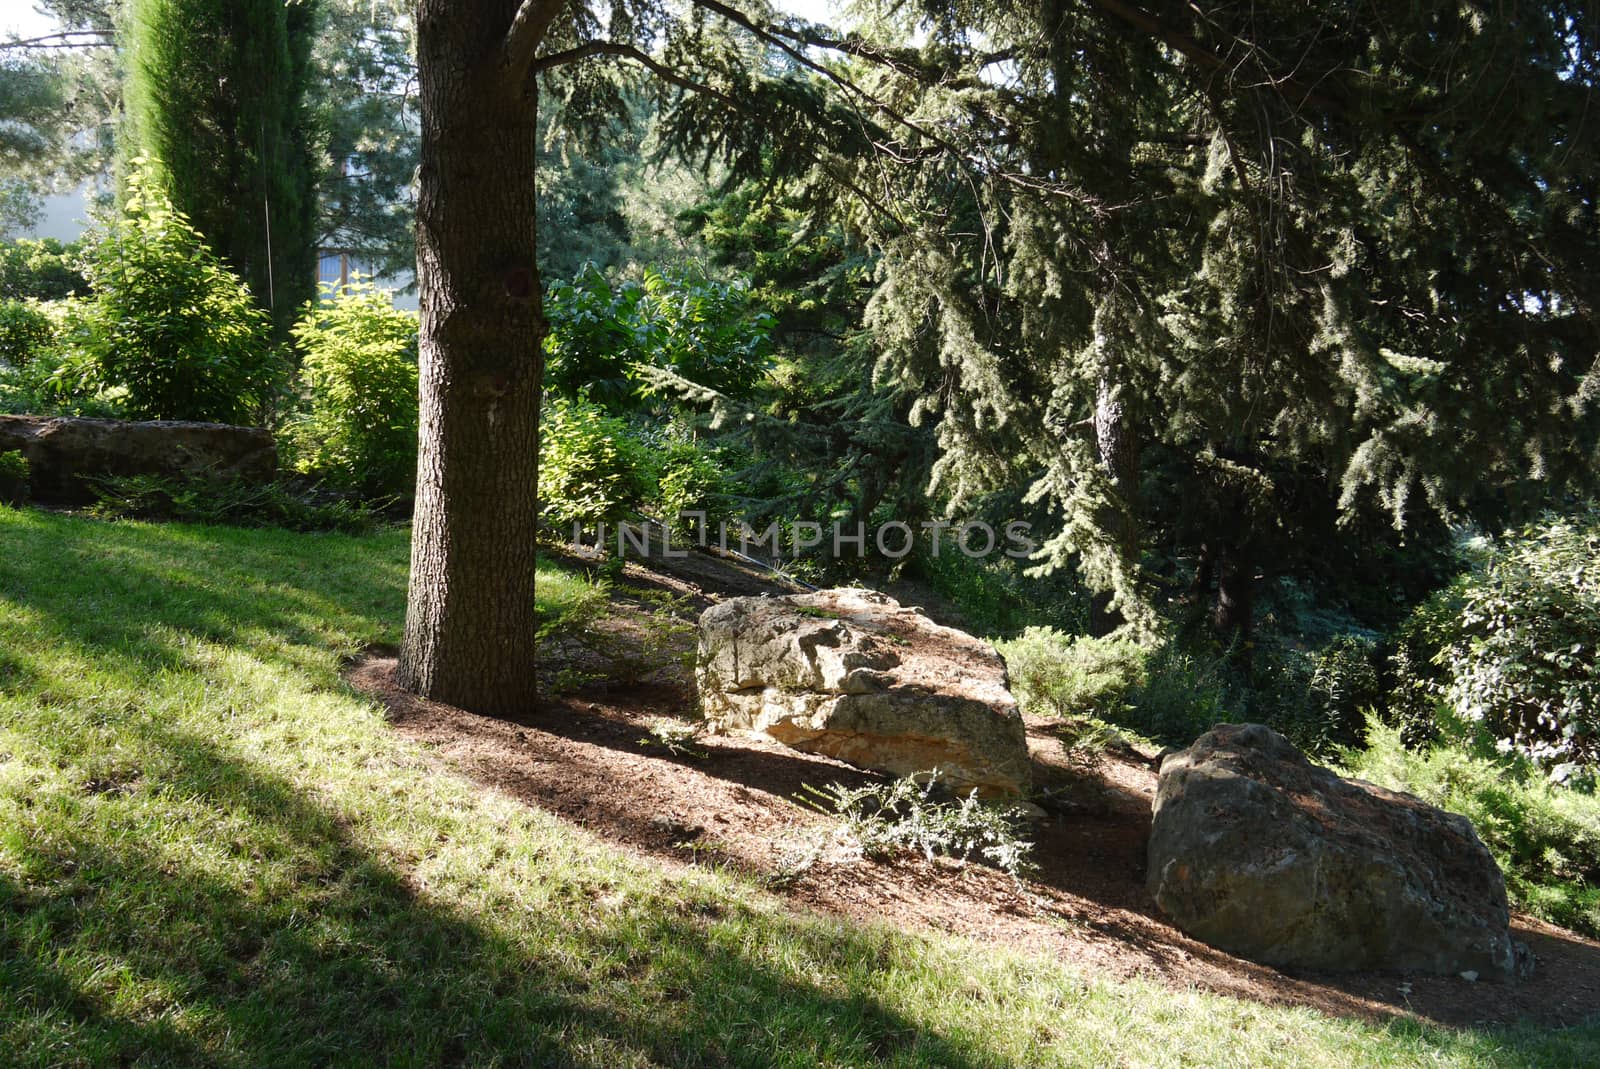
[0, 504, 1595, 1067]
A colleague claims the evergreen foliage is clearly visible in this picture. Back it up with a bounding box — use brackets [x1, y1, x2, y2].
[799, 1, 1600, 641]
[120, 0, 319, 339]
[309, 0, 418, 284]
[62, 162, 281, 424]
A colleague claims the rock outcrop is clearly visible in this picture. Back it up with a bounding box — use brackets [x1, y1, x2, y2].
[0, 415, 277, 504]
[1147, 723, 1526, 980]
[697, 588, 1030, 797]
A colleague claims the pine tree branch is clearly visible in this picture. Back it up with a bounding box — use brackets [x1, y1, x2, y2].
[533, 40, 901, 225]
[0, 30, 114, 51]
[534, 41, 741, 112]
[503, 0, 566, 90]
[687, 0, 1100, 211]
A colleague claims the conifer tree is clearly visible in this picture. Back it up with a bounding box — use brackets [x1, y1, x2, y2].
[120, 0, 318, 340]
[821, 0, 1600, 642]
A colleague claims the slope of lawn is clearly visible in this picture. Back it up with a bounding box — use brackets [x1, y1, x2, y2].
[0, 505, 1596, 1068]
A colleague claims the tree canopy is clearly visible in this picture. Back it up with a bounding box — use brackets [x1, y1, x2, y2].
[723, 0, 1600, 640]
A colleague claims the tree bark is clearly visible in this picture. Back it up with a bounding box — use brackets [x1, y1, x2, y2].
[400, 1, 544, 715]
[1212, 543, 1255, 664]
[1093, 369, 1140, 553]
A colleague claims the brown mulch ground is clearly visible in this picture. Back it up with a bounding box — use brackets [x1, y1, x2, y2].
[346, 547, 1600, 1032]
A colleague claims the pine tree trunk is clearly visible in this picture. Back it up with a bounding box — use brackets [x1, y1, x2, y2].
[1213, 544, 1255, 663]
[1093, 370, 1140, 551]
[399, 1, 544, 715]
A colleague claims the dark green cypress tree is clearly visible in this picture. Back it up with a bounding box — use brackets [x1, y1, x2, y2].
[120, 0, 318, 340]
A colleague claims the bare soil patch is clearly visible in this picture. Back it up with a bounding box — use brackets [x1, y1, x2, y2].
[348, 548, 1600, 1031]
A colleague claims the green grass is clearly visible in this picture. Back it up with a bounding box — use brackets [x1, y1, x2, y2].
[0, 505, 1596, 1067]
[535, 562, 610, 638]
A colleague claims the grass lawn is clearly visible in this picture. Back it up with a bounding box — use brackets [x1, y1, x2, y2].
[1, 505, 1596, 1068]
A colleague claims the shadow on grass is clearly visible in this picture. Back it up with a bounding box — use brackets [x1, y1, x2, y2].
[2, 509, 1598, 1067]
[4, 715, 1001, 1067]
[0, 511, 997, 1066]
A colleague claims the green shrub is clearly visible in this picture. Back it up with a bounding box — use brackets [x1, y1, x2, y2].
[545, 263, 774, 411]
[992, 626, 1225, 748]
[1392, 510, 1600, 781]
[1226, 636, 1384, 757]
[1124, 639, 1234, 744]
[997, 623, 1380, 756]
[1343, 717, 1600, 938]
[538, 396, 654, 528]
[0, 302, 127, 419]
[654, 437, 733, 533]
[0, 237, 87, 301]
[0, 348, 69, 415]
[0, 449, 28, 504]
[63, 162, 283, 424]
[1304, 634, 1384, 745]
[288, 281, 419, 499]
[914, 549, 1092, 639]
[0, 299, 53, 367]
[997, 628, 1146, 720]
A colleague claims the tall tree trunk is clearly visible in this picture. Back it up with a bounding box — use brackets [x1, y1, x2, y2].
[400, 0, 544, 715]
[1093, 368, 1140, 552]
[1212, 542, 1255, 664]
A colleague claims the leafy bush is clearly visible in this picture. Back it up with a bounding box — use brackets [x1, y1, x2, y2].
[914, 549, 1092, 639]
[1343, 718, 1600, 938]
[1392, 510, 1600, 781]
[87, 472, 381, 533]
[998, 625, 1377, 756]
[0, 237, 87, 301]
[545, 263, 774, 410]
[0, 449, 28, 504]
[0, 299, 53, 367]
[1124, 639, 1234, 744]
[62, 162, 283, 424]
[797, 771, 1037, 880]
[997, 628, 1146, 720]
[288, 282, 419, 498]
[1303, 634, 1384, 746]
[1216, 636, 1385, 757]
[0, 346, 69, 415]
[0, 298, 135, 418]
[653, 437, 734, 532]
[538, 396, 654, 527]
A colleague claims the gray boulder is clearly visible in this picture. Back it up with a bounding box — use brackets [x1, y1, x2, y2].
[1147, 723, 1526, 980]
[0, 415, 277, 504]
[697, 588, 1030, 797]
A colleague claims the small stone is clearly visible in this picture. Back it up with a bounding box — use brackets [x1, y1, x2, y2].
[1459, 971, 1479, 982]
